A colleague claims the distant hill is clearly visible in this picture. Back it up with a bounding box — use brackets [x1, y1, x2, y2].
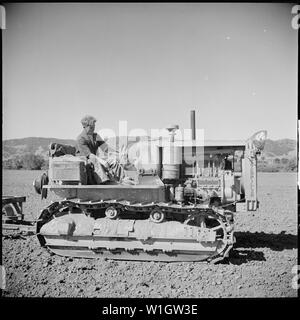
[257, 139, 297, 172]
[263, 139, 296, 157]
[2, 136, 297, 172]
[2, 137, 76, 160]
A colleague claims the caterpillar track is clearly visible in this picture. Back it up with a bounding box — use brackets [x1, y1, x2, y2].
[36, 199, 235, 263]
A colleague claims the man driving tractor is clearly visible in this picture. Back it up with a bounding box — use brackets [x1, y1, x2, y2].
[76, 115, 134, 184]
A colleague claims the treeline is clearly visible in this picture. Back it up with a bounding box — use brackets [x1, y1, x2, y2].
[257, 157, 297, 172]
[2, 153, 49, 170]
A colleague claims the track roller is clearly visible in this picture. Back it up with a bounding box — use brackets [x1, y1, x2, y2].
[105, 206, 119, 219]
[149, 209, 165, 223]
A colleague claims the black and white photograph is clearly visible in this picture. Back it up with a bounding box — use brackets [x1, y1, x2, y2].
[1, 2, 298, 305]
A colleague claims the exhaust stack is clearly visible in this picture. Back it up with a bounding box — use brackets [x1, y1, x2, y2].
[191, 110, 196, 140]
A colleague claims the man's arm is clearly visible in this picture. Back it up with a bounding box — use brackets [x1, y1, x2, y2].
[99, 142, 118, 155]
[77, 136, 92, 157]
[96, 134, 119, 155]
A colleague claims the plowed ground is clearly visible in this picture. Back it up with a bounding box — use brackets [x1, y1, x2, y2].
[2, 170, 298, 297]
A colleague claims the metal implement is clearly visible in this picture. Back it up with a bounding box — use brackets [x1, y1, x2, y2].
[2, 195, 35, 234]
[2, 196, 26, 223]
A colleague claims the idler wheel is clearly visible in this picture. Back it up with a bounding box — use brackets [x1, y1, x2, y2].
[149, 209, 165, 223]
[105, 206, 119, 219]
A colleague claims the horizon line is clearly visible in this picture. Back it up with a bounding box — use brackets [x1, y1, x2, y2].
[2, 135, 298, 142]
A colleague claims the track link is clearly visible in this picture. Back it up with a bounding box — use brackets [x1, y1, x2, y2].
[36, 199, 235, 263]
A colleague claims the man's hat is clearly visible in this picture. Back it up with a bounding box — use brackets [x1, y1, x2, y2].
[81, 115, 97, 128]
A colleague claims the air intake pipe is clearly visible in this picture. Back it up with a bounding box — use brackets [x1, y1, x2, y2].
[190, 110, 196, 140]
[191, 109, 196, 156]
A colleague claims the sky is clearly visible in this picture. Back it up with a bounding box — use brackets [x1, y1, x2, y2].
[2, 3, 298, 141]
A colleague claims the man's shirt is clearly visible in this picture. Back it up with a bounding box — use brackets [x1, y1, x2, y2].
[76, 130, 106, 157]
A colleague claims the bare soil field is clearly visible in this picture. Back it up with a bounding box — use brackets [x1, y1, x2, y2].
[2, 170, 298, 298]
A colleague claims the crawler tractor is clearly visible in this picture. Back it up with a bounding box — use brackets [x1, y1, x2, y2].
[34, 111, 266, 263]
